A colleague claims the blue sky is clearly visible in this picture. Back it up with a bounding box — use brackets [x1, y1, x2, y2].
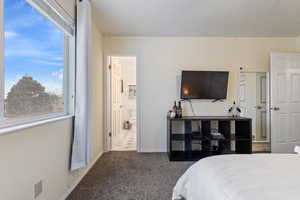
[4, 0, 64, 95]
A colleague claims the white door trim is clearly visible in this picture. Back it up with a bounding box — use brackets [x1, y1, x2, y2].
[104, 54, 141, 152]
[266, 72, 271, 144]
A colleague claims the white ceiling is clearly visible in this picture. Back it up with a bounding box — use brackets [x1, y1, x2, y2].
[92, 0, 300, 37]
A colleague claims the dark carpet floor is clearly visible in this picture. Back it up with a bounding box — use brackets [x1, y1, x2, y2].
[67, 152, 193, 200]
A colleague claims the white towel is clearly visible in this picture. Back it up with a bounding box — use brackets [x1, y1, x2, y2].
[294, 146, 300, 154]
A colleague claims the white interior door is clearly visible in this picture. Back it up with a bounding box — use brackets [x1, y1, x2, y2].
[111, 61, 123, 140]
[256, 73, 267, 141]
[271, 52, 300, 153]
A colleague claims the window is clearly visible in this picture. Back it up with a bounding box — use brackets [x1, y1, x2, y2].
[0, 0, 75, 127]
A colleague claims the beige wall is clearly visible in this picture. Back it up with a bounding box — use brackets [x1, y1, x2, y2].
[0, 1, 104, 200]
[0, 119, 73, 200]
[90, 23, 104, 160]
[104, 36, 296, 152]
[297, 36, 300, 51]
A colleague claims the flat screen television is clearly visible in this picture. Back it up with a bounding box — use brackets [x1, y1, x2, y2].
[181, 71, 229, 100]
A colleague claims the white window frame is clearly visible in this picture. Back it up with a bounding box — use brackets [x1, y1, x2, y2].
[0, 0, 75, 130]
[0, 0, 4, 123]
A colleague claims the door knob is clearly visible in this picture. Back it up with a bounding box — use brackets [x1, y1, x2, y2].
[255, 106, 263, 109]
[270, 107, 280, 111]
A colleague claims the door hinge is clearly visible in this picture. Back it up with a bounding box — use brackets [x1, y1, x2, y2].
[109, 65, 112, 70]
[109, 132, 112, 137]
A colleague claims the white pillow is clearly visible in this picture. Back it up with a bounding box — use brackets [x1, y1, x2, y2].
[294, 146, 300, 154]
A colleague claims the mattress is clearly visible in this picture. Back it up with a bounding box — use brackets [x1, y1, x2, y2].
[173, 154, 300, 200]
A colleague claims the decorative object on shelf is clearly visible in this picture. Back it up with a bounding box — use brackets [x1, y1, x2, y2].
[170, 100, 184, 118]
[210, 132, 225, 140]
[123, 120, 132, 130]
[228, 101, 241, 117]
[172, 101, 178, 117]
[128, 85, 136, 99]
[177, 101, 183, 118]
[168, 110, 176, 118]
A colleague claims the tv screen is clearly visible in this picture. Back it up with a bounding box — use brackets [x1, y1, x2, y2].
[181, 71, 229, 100]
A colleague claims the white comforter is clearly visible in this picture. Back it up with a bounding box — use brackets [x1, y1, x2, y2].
[173, 154, 300, 200]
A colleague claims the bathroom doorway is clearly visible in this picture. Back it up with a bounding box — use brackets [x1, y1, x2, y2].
[109, 56, 137, 151]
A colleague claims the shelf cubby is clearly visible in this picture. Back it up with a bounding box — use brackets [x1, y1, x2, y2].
[167, 116, 252, 161]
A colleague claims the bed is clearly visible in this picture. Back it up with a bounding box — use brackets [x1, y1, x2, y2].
[172, 154, 300, 200]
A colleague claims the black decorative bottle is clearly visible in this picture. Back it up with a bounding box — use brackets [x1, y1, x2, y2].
[172, 101, 178, 118]
[177, 101, 182, 118]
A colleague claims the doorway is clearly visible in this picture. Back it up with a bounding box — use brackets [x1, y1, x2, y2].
[109, 56, 137, 151]
[239, 72, 270, 152]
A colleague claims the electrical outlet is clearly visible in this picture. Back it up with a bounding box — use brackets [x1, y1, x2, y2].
[34, 180, 43, 198]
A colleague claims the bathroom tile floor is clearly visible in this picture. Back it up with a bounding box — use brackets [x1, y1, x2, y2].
[112, 122, 136, 151]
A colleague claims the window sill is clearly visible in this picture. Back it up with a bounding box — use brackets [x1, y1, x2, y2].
[0, 115, 74, 136]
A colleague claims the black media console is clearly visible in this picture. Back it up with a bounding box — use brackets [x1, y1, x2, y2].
[167, 116, 252, 161]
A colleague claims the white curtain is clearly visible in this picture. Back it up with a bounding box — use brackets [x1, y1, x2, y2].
[71, 0, 92, 171]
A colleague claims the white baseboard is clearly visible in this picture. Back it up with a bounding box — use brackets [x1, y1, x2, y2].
[59, 152, 103, 200]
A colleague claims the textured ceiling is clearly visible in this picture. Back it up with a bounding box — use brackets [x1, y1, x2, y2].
[92, 0, 300, 37]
